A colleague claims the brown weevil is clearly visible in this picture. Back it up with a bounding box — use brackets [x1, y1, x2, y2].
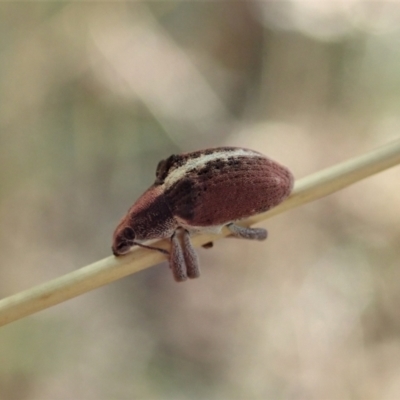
[112, 147, 294, 282]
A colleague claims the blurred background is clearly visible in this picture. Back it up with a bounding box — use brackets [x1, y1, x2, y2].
[1, 1, 400, 399]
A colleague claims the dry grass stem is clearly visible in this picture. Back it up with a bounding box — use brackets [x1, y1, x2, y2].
[0, 139, 400, 327]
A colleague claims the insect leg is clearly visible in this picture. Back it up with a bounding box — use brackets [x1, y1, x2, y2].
[170, 232, 187, 282]
[182, 230, 200, 279]
[226, 223, 268, 241]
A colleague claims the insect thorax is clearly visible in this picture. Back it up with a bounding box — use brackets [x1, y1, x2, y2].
[130, 188, 177, 240]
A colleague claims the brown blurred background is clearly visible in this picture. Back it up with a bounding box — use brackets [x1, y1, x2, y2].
[1, 2, 400, 399]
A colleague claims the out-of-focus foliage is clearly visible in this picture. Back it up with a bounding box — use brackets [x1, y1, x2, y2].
[1, 2, 400, 399]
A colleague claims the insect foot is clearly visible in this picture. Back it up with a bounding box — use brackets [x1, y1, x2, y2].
[112, 146, 294, 282]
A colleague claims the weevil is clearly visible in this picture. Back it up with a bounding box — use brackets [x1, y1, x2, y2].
[112, 147, 294, 282]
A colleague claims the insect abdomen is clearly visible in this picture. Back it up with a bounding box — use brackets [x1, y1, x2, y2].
[164, 150, 293, 226]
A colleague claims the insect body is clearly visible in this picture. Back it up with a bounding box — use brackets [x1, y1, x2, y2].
[112, 147, 294, 282]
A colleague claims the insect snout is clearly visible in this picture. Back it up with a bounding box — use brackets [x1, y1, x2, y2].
[112, 227, 135, 256]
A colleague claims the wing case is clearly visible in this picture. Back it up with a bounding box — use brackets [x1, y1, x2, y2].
[163, 150, 293, 226]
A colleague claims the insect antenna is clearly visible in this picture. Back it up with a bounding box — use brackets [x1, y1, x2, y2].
[132, 241, 169, 255]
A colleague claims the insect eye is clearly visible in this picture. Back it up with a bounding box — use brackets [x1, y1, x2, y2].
[123, 227, 135, 240]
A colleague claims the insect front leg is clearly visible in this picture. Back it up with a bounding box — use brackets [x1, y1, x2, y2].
[170, 232, 187, 282]
[182, 230, 200, 279]
[226, 223, 268, 241]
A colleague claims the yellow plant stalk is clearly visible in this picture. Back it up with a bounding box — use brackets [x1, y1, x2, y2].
[0, 139, 400, 327]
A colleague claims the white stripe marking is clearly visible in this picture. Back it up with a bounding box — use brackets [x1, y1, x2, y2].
[163, 148, 261, 188]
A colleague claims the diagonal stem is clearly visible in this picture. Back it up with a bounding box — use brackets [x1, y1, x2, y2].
[0, 139, 400, 327]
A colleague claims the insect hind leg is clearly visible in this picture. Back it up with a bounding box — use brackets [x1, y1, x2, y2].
[227, 223, 268, 241]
